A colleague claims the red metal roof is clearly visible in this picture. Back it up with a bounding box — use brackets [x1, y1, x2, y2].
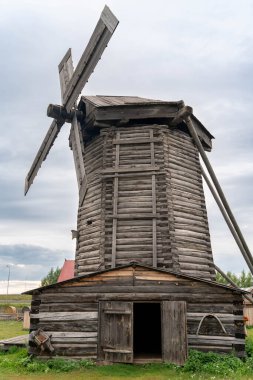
[57, 260, 75, 282]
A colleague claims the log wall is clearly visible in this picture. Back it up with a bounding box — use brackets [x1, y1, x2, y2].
[75, 135, 104, 275]
[29, 266, 244, 359]
[75, 123, 215, 280]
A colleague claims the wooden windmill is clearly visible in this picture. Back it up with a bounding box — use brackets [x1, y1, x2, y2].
[24, 5, 253, 364]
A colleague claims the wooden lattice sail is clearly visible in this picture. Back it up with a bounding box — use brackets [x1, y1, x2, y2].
[72, 96, 216, 280]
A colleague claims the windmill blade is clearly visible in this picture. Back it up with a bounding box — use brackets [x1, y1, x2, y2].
[58, 48, 74, 103]
[59, 52, 88, 200]
[24, 119, 64, 195]
[63, 5, 119, 112]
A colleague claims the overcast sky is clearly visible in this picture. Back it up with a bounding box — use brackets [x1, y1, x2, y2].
[0, 0, 253, 286]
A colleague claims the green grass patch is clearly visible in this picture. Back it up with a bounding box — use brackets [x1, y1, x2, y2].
[0, 320, 25, 340]
[0, 294, 31, 301]
[0, 303, 31, 309]
[0, 349, 239, 379]
[2, 348, 253, 380]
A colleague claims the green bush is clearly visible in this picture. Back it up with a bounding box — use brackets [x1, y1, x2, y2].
[0, 348, 94, 373]
[182, 350, 245, 376]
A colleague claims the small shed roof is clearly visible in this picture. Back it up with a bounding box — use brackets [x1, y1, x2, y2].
[24, 262, 246, 295]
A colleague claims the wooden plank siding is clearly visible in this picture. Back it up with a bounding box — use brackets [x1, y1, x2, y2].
[28, 265, 245, 360]
[75, 122, 215, 280]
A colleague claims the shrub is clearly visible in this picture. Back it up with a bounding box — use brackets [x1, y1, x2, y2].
[183, 350, 245, 376]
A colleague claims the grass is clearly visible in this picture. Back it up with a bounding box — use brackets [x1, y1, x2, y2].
[0, 303, 31, 310]
[0, 349, 246, 380]
[1, 322, 253, 379]
[0, 294, 31, 313]
[0, 295, 31, 301]
[0, 321, 25, 340]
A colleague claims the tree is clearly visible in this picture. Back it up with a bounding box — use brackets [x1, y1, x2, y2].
[41, 267, 61, 286]
[216, 269, 253, 288]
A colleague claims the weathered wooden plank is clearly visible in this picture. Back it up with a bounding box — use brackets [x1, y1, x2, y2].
[24, 119, 63, 195]
[101, 166, 159, 174]
[40, 303, 98, 312]
[92, 104, 179, 122]
[37, 320, 98, 332]
[58, 48, 74, 104]
[48, 332, 97, 338]
[188, 335, 244, 344]
[31, 312, 98, 321]
[113, 137, 161, 145]
[162, 301, 188, 365]
[98, 301, 133, 363]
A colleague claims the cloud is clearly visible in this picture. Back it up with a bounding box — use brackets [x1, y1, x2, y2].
[0, 244, 71, 281]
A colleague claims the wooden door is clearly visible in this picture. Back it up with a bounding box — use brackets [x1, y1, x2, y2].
[162, 301, 188, 365]
[98, 301, 133, 363]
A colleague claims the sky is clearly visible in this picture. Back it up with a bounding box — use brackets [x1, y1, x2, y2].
[0, 0, 253, 291]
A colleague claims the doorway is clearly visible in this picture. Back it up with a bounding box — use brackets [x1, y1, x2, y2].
[133, 303, 162, 359]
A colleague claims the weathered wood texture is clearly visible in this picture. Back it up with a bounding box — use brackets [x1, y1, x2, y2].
[29, 265, 245, 360]
[75, 120, 215, 280]
[162, 301, 188, 364]
[98, 301, 133, 362]
[74, 135, 104, 276]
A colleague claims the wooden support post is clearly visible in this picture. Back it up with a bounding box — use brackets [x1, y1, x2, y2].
[185, 115, 253, 275]
[201, 166, 253, 273]
[170, 106, 193, 126]
[215, 264, 253, 305]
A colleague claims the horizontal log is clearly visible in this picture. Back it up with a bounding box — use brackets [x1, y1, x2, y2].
[40, 284, 234, 296]
[78, 228, 101, 238]
[101, 166, 160, 174]
[39, 293, 237, 304]
[117, 190, 152, 196]
[113, 137, 161, 145]
[40, 303, 98, 312]
[51, 345, 97, 355]
[188, 334, 244, 344]
[31, 311, 98, 321]
[77, 264, 101, 271]
[51, 338, 97, 344]
[78, 243, 100, 252]
[77, 258, 101, 266]
[47, 332, 97, 338]
[178, 256, 212, 265]
[37, 321, 98, 332]
[187, 303, 234, 313]
[106, 213, 157, 219]
[78, 250, 101, 258]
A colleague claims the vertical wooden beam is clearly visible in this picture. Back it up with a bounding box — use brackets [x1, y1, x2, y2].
[112, 132, 120, 268]
[150, 129, 157, 267]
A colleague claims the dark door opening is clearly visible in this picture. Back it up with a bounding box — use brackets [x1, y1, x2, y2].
[133, 303, 162, 358]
